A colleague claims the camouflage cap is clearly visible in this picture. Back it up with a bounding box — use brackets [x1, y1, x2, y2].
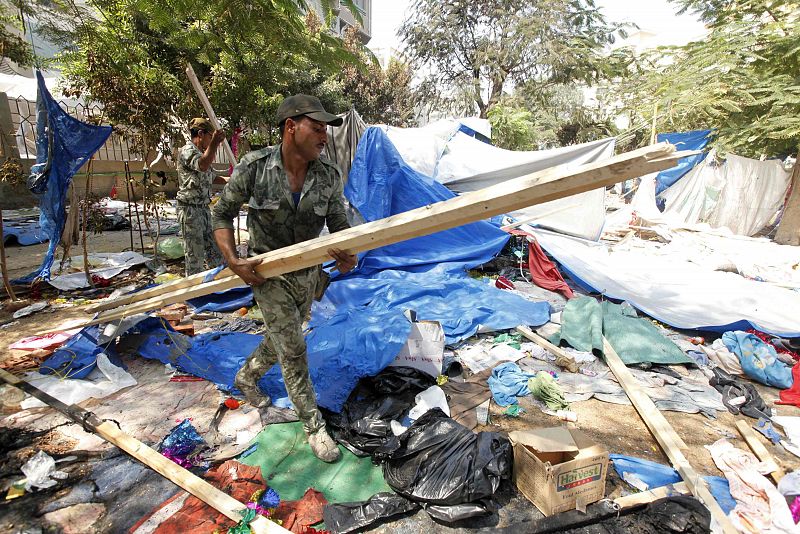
[188, 117, 216, 132]
[276, 94, 343, 127]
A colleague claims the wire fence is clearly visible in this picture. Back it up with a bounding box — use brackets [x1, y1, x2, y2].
[9, 95, 138, 161]
[8, 95, 234, 165]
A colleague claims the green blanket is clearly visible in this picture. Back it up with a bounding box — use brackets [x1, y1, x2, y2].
[239, 422, 391, 503]
[551, 297, 692, 365]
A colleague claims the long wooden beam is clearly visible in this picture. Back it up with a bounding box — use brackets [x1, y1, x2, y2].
[601, 337, 737, 534]
[735, 420, 784, 483]
[83, 144, 688, 327]
[0, 368, 287, 534]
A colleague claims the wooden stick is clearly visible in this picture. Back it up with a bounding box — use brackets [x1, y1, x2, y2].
[735, 420, 784, 483]
[515, 326, 579, 373]
[602, 337, 737, 534]
[613, 482, 689, 508]
[0, 368, 287, 534]
[0, 208, 17, 300]
[80, 145, 690, 328]
[185, 63, 237, 165]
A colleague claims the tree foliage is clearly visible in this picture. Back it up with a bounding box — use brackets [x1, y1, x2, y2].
[398, 0, 625, 119]
[1, 2, 33, 67]
[31, 0, 362, 156]
[614, 0, 800, 157]
[336, 28, 418, 126]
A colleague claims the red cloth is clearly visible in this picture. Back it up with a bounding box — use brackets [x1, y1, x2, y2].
[273, 488, 328, 533]
[778, 360, 800, 406]
[509, 230, 574, 299]
[142, 460, 266, 534]
[747, 329, 799, 361]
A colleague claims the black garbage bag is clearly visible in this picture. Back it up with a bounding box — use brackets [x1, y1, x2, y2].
[323, 492, 420, 533]
[323, 366, 435, 456]
[374, 408, 512, 511]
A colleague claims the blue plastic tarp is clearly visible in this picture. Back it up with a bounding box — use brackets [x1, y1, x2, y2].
[187, 286, 254, 313]
[39, 326, 106, 379]
[2, 220, 46, 246]
[344, 127, 510, 275]
[610, 454, 736, 514]
[15, 71, 112, 283]
[655, 130, 714, 195]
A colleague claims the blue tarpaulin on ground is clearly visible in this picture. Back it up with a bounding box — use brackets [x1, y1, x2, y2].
[14, 71, 112, 283]
[39, 326, 105, 379]
[2, 220, 46, 245]
[655, 130, 714, 195]
[610, 454, 736, 514]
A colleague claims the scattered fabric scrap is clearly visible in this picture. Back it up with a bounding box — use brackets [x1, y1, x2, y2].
[722, 331, 794, 389]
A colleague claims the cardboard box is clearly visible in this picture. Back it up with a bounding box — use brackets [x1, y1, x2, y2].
[388, 320, 444, 378]
[509, 427, 608, 516]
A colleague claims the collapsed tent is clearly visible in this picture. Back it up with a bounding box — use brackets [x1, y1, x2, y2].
[654, 129, 714, 194]
[532, 227, 800, 337]
[15, 71, 112, 283]
[384, 122, 615, 240]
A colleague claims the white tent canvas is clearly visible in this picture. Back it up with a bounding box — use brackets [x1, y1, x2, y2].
[384, 121, 615, 240]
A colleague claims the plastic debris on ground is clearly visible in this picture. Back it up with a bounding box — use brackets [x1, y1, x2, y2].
[21, 451, 68, 490]
[158, 419, 208, 469]
[609, 454, 736, 515]
[21, 353, 137, 409]
[390, 384, 450, 436]
[12, 301, 48, 319]
[323, 492, 420, 534]
[157, 237, 185, 259]
[374, 408, 512, 522]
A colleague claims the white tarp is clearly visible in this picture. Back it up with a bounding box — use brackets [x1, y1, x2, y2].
[385, 123, 616, 240]
[647, 150, 791, 236]
[48, 251, 150, 290]
[532, 227, 800, 337]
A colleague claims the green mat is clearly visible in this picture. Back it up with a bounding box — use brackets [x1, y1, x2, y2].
[239, 422, 391, 503]
[551, 297, 692, 365]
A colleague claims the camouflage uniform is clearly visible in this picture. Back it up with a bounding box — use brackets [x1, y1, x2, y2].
[177, 142, 224, 275]
[211, 144, 350, 434]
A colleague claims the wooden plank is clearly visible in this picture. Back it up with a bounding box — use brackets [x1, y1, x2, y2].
[0, 368, 287, 534]
[88, 144, 686, 317]
[613, 482, 689, 508]
[735, 420, 785, 483]
[185, 63, 236, 165]
[515, 326, 579, 373]
[601, 337, 738, 534]
[76, 144, 689, 328]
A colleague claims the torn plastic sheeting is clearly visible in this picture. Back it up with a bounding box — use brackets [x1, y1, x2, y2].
[47, 251, 150, 291]
[15, 71, 112, 283]
[323, 492, 420, 534]
[654, 129, 714, 194]
[610, 454, 736, 515]
[374, 408, 511, 512]
[39, 326, 106, 379]
[187, 286, 254, 313]
[533, 228, 800, 337]
[2, 219, 46, 245]
[21, 353, 137, 409]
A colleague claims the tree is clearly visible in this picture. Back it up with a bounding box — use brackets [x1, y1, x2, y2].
[1, 2, 33, 68]
[398, 0, 625, 119]
[614, 0, 800, 158]
[336, 27, 418, 126]
[31, 0, 361, 156]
